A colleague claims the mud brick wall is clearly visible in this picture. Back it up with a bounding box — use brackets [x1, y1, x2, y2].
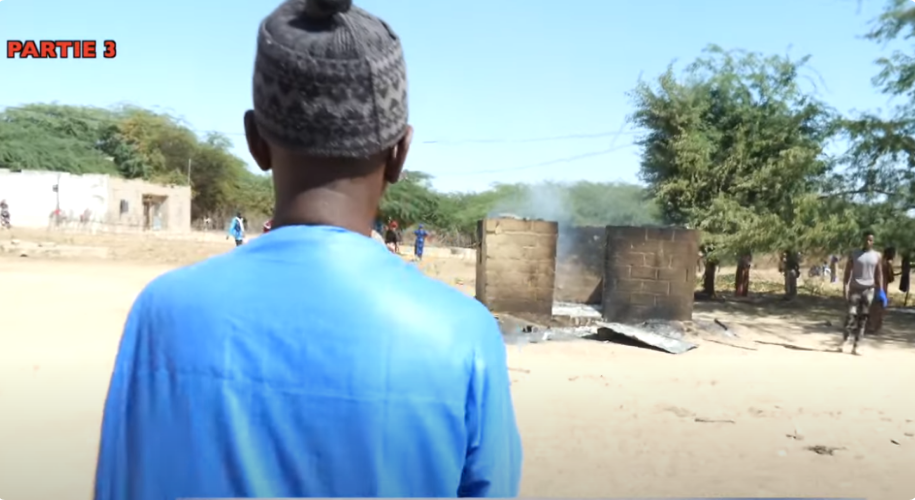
[602, 226, 699, 322]
[476, 218, 559, 316]
[554, 226, 605, 304]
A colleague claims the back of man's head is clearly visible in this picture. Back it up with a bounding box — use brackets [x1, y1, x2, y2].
[252, 0, 408, 158]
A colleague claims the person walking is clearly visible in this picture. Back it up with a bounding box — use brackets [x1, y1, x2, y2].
[384, 220, 401, 254]
[227, 211, 245, 246]
[841, 230, 884, 354]
[413, 223, 429, 261]
[93, 1, 522, 498]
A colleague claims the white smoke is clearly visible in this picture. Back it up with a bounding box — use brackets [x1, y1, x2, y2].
[487, 183, 576, 258]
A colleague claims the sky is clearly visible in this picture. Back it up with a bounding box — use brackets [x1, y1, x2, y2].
[0, 0, 901, 193]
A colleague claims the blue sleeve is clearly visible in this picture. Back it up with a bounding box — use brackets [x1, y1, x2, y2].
[458, 313, 523, 497]
[93, 291, 149, 500]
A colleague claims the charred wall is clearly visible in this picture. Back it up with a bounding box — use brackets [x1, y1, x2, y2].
[476, 218, 558, 316]
[602, 226, 699, 322]
[554, 226, 605, 304]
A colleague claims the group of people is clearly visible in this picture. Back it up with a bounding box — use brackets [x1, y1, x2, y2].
[376, 219, 430, 260]
[840, 230, 911, 354]
[93, 2, 521, 499]
[237, 214, 431, 261]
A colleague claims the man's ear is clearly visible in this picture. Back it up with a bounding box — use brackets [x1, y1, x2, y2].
[244, 110, 272, 172]
[384, 125, 413, 184]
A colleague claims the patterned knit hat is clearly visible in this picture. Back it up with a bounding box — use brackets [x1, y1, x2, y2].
[253, 0, 408, 158]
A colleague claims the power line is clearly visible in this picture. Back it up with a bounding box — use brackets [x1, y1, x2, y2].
[433, 143, 636, 177]
[0, 105, 639, 145]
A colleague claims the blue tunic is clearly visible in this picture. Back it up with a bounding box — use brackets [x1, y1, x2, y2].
[414, 228, 428, 256]
[94, 226, 522, 499]
[227, 217, 244, 241]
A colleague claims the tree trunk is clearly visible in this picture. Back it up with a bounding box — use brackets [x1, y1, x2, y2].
[735, 253, 752, 297]
[703, 261, 717, 296]
[783, 251, 798, 299]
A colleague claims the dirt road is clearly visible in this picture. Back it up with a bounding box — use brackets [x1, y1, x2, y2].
[1, 231, 913, 500]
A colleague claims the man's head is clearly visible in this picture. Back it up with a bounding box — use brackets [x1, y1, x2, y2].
[863, 230, 875, 250]
[244, 0, 411, 234]
[885, 246, 896, 260]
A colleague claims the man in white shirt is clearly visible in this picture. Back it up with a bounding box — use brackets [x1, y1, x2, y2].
[841, 230, 883, 355]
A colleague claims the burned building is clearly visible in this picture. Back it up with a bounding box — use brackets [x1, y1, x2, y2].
[475, 218, 558, 317]
[476, 218, 698, 323]
[602, 226, 699, 322]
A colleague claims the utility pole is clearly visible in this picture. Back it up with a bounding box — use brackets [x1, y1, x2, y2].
[187, 158, 192, 185]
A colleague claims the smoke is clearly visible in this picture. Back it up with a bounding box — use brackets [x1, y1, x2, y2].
[487, 183, 577, 258]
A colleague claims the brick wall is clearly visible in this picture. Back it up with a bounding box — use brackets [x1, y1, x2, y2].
[476, 218, 558, 316]
[602, 226, 699, 322]
[554, 226, 605, 304]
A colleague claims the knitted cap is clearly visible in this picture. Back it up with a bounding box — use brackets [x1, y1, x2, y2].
[253, 0, 408, 158]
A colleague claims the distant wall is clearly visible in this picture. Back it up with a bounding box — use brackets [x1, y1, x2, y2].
[476, 218, 558, 316]
[602, 226, 699, 322]
[0, 169, 191, 232]
[0, 169, 109, 227]
[554, 226, 605, 304]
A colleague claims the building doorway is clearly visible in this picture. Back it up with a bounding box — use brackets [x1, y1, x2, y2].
[142, 194, 168, 231]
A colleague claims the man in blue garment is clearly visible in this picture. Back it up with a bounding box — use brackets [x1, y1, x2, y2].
[414, 223, 429, 261]
[92, 0, 523, 498]
[227, 211, 245, 246]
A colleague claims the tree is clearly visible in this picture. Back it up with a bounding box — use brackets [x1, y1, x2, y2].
[629, 45, 837, 295]
[0, 103, 665, 242]
[379, 171, 442, 229]
[831, 0, 915, 252]
[0, 103, 275, 222]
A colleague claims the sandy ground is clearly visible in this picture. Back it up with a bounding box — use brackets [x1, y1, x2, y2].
[1, 228, 914, 500]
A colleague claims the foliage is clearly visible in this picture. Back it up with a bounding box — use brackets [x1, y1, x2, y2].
[0, 103, 663, 241]
[629, 45, 841, 260]
[0, 103, 274, 220]
[381, 177, 663, 245]
[828, 0, 915, 251]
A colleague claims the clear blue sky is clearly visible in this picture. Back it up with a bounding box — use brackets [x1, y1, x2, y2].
[0, 0, 897, 192]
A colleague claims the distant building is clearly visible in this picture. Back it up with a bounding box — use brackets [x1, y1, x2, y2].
[0, 169, 191, 232]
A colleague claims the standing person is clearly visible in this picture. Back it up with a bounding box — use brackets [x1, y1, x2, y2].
[841, 230, 884, 355]
[413, 223, 429, 261]
[868, 246, 896, 335]
[384, 219, 401, 254]
[93, 1, 522, 499]
[0, 199, 10, 229]
[227, 211, 245, 246]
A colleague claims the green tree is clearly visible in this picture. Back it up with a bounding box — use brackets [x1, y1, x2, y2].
[630, 45, 837, 294]
[832, 0, 915, 251]
[0, 103, 275, 222]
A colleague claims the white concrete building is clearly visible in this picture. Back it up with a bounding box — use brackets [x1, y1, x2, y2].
[0, 169, 192, 232]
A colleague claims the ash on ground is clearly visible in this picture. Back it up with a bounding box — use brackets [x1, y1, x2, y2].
[497, 302, 736, 354]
